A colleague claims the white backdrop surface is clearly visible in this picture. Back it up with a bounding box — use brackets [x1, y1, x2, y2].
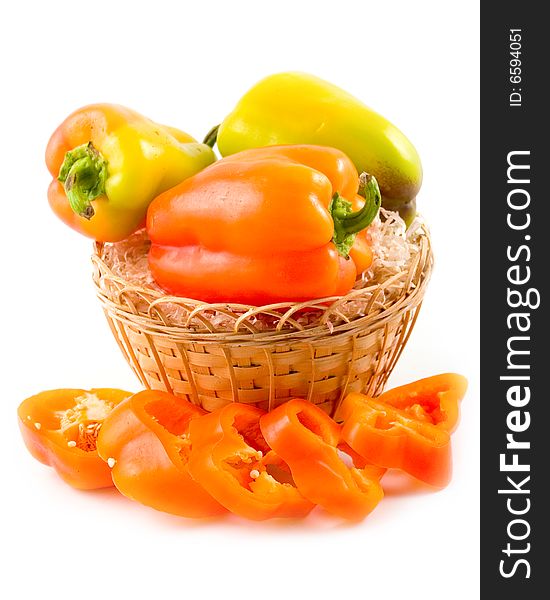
[0, 2, 479, 598]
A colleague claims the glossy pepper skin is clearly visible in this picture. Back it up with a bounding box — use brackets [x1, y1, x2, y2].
[377, 373, 468, 433]
[260, 399, 385, 520]
[46, 104, 216, 242]
[188, 403, 314, 520]
[211, 72, 422, 219]
[147, 145, 380, 304]
[96, 390, 225, 518]
[340, 393, 452, 488]
[17, 388, 131, 490]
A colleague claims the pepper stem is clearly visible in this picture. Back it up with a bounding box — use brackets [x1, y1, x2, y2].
[329, 173, 381, 258]
[202, 124, 220, 148]
[57, 142, 108, 219]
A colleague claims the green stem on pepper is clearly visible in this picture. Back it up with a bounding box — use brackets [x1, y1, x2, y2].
[202, 124, 220, 149]
[329, 173, 381, 258]
[58, 142, 108, 219]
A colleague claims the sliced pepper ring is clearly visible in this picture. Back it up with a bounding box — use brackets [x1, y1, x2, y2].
[340, 394, 452, 488]
[188, 403, 314, 520]
[17, 388, 131, 490]
[260, 399, 384, 521]
[96, 390, 226, 518]
[376, 373, 468, 433]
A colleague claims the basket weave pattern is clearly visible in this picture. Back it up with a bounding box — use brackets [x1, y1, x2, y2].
[92, 226, 433, 416]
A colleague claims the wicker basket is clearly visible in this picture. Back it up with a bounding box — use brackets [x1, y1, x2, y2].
[91, 224, 433, 417]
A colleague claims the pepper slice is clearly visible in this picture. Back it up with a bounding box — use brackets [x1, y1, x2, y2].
[259, 399, 384, 520]
[17, 388, 131, 489]
[377, 373, 468, 433]
[96, 390, 225, 518]
[340, 393, 452, 488]
[188, 403, 314, 520]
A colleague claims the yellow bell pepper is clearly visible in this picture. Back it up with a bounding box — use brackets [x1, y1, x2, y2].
[46, 104, 216, 242]
[208, 72, 422, 223]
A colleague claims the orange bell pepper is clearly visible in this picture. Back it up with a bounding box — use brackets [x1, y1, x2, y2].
[340, 393, 453, 488]
[17, 388, 131, 489]
[96, 390, 225, 518]
[259, 399, 384, 520]
[187, 403, 314, 520]
[377, 373, 468, 433]
[146, 145, 380, 304]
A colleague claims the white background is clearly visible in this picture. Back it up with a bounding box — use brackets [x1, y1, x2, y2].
[1, 1, 479, 598]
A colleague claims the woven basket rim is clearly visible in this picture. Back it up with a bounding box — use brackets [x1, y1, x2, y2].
[92, 223, 433, 343]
